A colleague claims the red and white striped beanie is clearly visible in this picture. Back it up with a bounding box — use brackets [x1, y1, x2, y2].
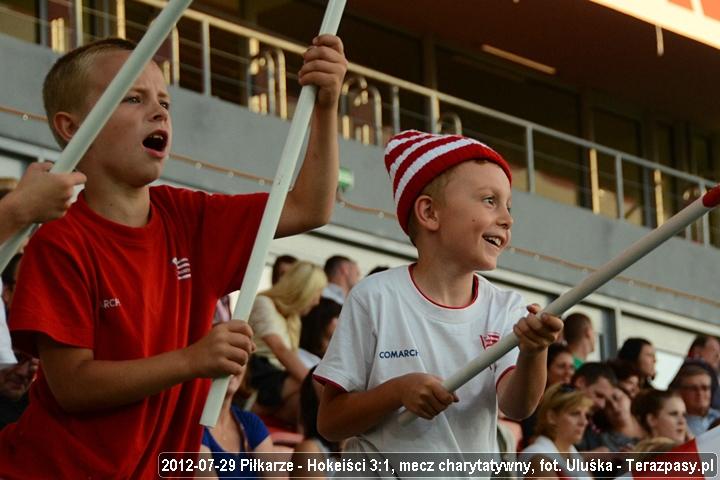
[384, 130, 512, 235]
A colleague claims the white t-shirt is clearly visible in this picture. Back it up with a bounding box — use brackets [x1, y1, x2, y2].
[315, 265, 526, 455]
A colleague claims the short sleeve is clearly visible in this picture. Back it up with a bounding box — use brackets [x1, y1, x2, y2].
[194, 191, 268, 298]
[248, 296, 284, 339]
[9, 229, 95, 355]
[314, 289, 376, 392]
[236, 409, 270, 449]
[493, 292, 526, 387]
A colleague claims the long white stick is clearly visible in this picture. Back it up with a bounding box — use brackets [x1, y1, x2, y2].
[399, 184, 720, 425]
[200, 0, 347, 427]
[0, 0, 192, 271]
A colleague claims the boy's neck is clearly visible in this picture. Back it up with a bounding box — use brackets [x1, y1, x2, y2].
[412, 258, 476, 308]
[83, 181, 151, 228]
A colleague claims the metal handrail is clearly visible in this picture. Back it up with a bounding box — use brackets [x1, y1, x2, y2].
[124, 0, 714, 185]
[246, 50, 276, 115]
[4, 0, 716, 245]
[340, 76, 383, 146]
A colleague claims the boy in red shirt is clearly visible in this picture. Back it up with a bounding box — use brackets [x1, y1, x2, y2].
[1, 35, 346, 478]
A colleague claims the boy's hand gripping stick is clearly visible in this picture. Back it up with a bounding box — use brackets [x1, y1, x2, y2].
[399, 184, 720, 426]
[200, 0, 347, 427]
[0, 0, 193, 270]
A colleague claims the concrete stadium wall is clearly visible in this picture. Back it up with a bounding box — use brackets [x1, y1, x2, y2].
[1, 34, 718, 328]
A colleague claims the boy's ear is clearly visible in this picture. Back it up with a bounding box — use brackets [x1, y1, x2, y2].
[52, 111, 81, 144]
[413, 194, 440, 232]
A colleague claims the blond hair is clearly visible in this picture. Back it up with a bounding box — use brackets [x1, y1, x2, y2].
[260, 261, 327, 348]
[535, 383, 594, 439]
[43, 38, 137, 146]
[633, 437, 678, 461]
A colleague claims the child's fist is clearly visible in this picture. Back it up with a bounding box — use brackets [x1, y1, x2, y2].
[298, 34, 348, 109]
[513, 304, 563, 354]
[9, 162, 86, 225]
[397, 373, 458, 420]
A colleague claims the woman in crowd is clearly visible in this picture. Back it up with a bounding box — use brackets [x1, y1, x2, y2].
[596, 386, 646, 451]
[248, 261, 326, 424]
[617, 338, 656, 389]
[632, 388, 690, 443]
[547, 343, 575, 388]
[520, 343, 576, 446]
[520, 383, 594, 479]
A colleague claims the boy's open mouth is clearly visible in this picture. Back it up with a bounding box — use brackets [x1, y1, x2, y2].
[483, 235, 503, 248]
[142, 131, 168, 153]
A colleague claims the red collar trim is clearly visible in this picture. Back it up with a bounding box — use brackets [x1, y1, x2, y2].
[408, 264, 479, 310]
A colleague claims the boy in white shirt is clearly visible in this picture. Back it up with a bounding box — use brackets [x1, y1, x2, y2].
[315, 130, 563, 461]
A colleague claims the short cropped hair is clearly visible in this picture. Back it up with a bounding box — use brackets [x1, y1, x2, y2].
[323, 255, 351, 278]
[563, 312, 592, 344]
[689, 335, 720, 356]
[43, 38, 136, 146]
[669, 364, 713, 391]
[572, 361, 617, 387]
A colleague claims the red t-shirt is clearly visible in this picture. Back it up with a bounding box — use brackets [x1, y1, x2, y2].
[0, 186, 267, 479]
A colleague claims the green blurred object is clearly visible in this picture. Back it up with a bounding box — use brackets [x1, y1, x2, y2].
[338, 166, 354, 192]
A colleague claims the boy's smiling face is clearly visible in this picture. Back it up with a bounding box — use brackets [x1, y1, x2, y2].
[76, 50, 172, 188]
[434, 161, 513, 271]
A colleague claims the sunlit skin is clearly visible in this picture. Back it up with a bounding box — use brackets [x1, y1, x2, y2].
[647, 396, 688, 443]
[547, 352, 574, 387]
[53, 51, 171, 227]
[551, 404, 590, 452]
[429, 162, 513, 274]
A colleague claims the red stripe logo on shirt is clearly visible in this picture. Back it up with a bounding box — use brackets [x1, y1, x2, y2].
[172, 257, 192, 280]
[480, 332, 500, 349]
